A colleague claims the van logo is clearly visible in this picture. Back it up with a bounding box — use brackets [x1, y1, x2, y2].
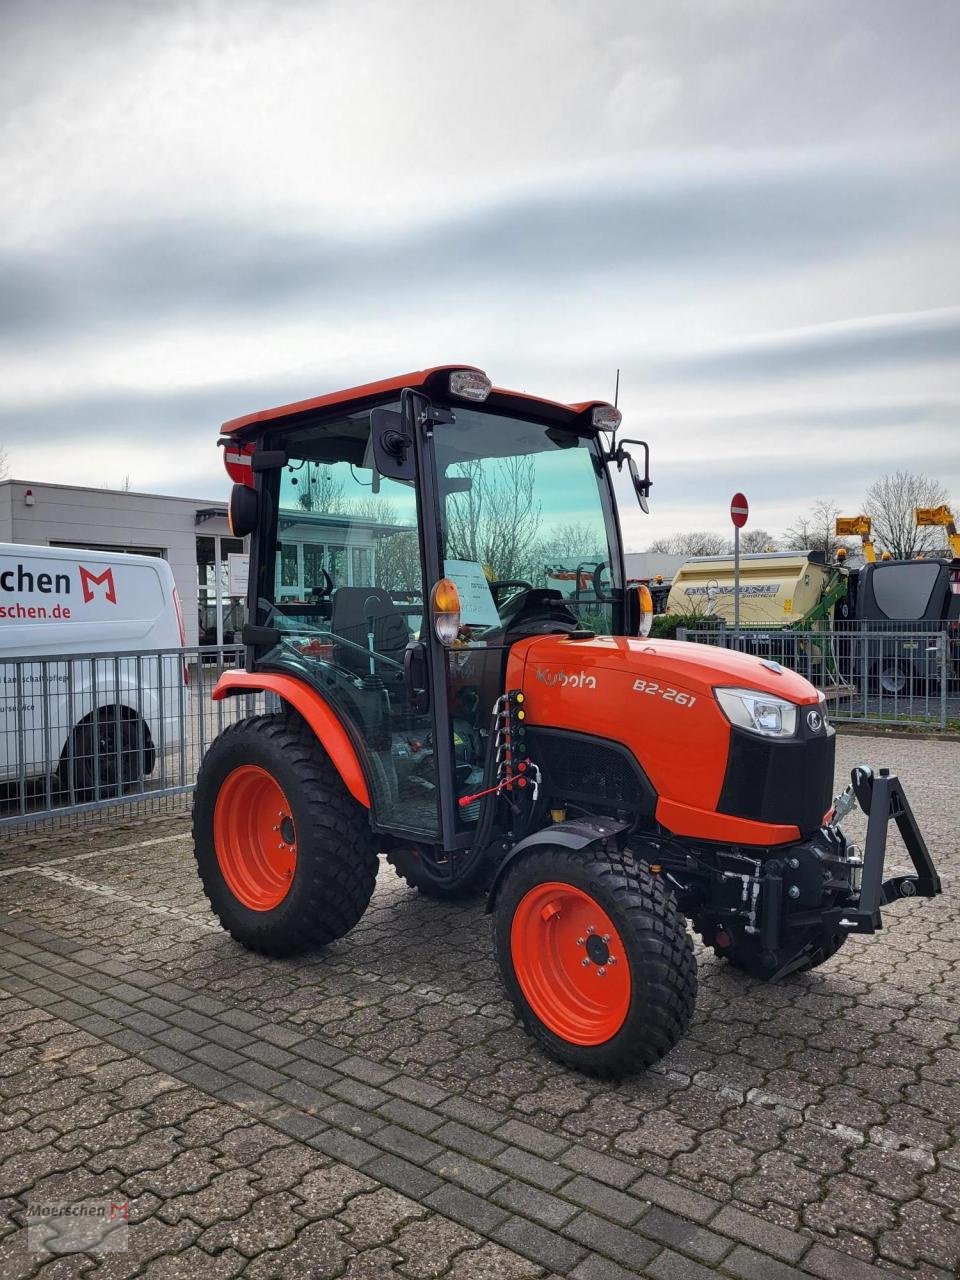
[535, 668, 596, 690]
[79, 566, 117, 605]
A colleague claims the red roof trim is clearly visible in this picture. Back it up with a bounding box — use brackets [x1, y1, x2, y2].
[220, 366, 616, 435]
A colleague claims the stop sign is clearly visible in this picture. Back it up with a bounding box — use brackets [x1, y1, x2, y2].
[730, 493, 749, 528]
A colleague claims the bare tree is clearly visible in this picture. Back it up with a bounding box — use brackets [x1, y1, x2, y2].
[647, 530, 732, 556]
[538, 522, 607, 572]
[445, 457, 542, 581]
[350, 496, 422, 593]
[782, 498, 849, 557]
[863, 471, 951, 559]
[739, 527, 778, 553]
[295, 463, 345, 514]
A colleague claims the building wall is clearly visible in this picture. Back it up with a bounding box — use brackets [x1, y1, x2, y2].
[0, 480, 233, 647]
[0, 486, 12, 543]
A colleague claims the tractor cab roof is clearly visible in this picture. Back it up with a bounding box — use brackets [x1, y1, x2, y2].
[221, 365, 614, 437]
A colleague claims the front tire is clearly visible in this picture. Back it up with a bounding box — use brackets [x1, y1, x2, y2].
[494, 846, 697, 1077]
[192, 713, 378, 956]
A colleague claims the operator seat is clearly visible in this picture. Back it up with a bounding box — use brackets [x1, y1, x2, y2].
[499, 588, 580, 637]
[330, 587, 409, 678]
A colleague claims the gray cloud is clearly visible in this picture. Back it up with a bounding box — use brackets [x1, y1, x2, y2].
[0, 0, 957, 545]
[651, 307, 960, 382]
[1, 149, 956, 345]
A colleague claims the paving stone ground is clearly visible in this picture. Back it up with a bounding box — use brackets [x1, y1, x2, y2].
[0, 732, 957, 1279]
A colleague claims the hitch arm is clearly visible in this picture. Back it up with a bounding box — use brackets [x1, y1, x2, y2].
[860, 769, 942, 907]
[834, 768, 941, 934]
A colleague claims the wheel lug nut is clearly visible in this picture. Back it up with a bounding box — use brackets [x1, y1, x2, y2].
[602, 934, 610, 943]
[577, 937, 585, 946]
[597, 967, 606, 976]
[586, 925, 595, 934]
[608, 956, 617, 965]
[581, 957, 590, 967]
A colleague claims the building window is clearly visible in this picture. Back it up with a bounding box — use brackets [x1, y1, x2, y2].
[351, 546, 373, 585]
[328, 545, 346, 585]
[281, 544, 299, 588]
[303, 543, 325, 590]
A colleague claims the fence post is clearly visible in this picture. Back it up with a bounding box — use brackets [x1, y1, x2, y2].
[677, 627, 687, 642]
[940, 632, 948, 732]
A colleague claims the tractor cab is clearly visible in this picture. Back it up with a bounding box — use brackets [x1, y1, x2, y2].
[222, 366, 650, 852]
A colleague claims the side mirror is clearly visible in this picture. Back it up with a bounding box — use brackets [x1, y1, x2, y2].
[228, 483, 259, 537]
[371, 408, 416, 481]
[612, 439, 652, 514]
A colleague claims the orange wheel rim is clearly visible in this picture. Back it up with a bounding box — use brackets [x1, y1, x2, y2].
[510, 881, 631, 1046]
[213, 765, 297, 911]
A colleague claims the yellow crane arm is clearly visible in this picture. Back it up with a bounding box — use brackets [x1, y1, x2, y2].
[836, 515, 876, 564]
[916, 506, 960, 559]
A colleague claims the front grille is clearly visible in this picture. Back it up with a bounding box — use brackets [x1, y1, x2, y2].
[718, 726, 836, 837]
[526, 729, 656, 813]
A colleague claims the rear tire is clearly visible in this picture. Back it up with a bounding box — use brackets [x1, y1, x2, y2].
[192, 713, 378, 956]
[386, 844, 492, 899]
[494, 846, 697, 1077]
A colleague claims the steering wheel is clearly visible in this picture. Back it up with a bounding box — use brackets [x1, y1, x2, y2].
[592, 562, 611, 602]
[490, 579, 533, 609]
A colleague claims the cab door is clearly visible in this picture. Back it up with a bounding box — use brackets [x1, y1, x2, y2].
[251, 404, 459, 845]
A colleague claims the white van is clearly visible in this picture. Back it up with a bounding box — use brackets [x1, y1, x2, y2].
[0, 544, 185, 799]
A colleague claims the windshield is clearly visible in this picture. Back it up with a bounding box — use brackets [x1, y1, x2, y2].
[434, 407, 621, 637]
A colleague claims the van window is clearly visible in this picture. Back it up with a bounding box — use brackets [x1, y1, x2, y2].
[870, 563, 941, 619]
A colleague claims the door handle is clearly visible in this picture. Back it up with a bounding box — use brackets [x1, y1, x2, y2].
[403, 641, 429, 714]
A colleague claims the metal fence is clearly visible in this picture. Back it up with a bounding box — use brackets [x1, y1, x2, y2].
[676, 623, 957, 729]
[0, 646, 265, 834]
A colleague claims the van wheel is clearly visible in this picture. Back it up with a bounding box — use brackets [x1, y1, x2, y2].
[494, 846, 697, 1077]
[59, 708, 153, 800]
[192, 713, 378, 956]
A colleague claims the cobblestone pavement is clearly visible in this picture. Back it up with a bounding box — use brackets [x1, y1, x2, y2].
[0, 733, 957, 1279]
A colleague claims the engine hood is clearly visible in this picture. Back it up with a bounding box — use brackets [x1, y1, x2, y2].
[505, 633, 828, 845]
[510, 634, 821, 704]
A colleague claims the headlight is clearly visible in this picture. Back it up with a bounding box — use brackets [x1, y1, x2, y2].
[715, 686, 799, 738]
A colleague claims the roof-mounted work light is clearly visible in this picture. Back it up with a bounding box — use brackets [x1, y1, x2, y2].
[591, 405, 622, 432]
[449, 370, 492, 402]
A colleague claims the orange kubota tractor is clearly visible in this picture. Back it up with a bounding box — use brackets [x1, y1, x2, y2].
[193, 366, 941, 1076]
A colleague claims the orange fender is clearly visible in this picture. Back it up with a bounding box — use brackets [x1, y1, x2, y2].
[211, 671, 371, 808]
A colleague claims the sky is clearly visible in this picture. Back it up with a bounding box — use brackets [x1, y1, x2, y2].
[1, 0, 957, 551]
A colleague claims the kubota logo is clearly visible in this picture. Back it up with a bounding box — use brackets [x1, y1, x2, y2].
[79, 566, 117, 604]
[535, 668, 597, 689]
